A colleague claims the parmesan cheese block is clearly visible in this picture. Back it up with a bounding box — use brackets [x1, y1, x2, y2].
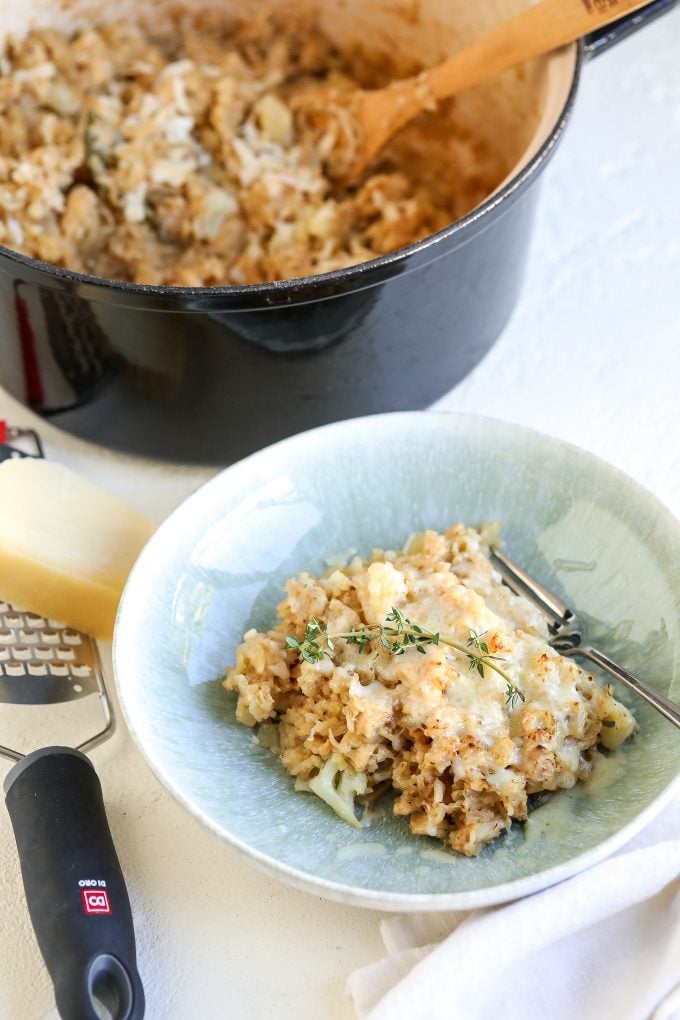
[0, 458, 156, 640]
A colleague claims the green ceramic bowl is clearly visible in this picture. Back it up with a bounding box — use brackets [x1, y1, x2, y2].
[114, 413, 680, 911]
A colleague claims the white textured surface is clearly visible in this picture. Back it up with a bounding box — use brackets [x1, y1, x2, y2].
[435, 9, 680, 517]
[0, 9, 678, 1019]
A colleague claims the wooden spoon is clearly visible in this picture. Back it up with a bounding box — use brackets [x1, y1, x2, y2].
[339, 0, 652, 181]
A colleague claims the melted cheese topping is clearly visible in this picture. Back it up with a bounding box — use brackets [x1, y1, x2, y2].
[223, 523, 636, 856]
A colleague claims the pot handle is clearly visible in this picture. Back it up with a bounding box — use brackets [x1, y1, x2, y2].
[584, 0, 677, 59]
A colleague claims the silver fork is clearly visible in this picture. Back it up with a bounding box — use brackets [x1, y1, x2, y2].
[491, 547, 680, 730]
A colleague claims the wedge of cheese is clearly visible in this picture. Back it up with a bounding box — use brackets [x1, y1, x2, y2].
[0, 458, 156, 640]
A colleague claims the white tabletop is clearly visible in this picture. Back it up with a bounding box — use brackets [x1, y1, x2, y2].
[0, 10, 679, 1019]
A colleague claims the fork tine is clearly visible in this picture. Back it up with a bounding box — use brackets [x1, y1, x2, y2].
[491, 548, 573, 626]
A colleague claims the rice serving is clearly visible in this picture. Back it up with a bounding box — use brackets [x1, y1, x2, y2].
[224, 524, 636, 856]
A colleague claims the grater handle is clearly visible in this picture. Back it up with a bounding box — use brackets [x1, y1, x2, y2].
[4, 747, 145, 1020]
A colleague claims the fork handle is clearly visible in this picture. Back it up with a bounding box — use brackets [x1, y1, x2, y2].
[577, 646, 680, 730]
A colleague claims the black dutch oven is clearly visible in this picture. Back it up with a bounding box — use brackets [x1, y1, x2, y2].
[0, 0, 675, 463]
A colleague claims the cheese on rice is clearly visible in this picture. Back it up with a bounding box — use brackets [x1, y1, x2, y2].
[224, 523, 636, 856]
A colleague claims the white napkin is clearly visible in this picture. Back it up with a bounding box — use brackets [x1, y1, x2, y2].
[348, 794, 680, 1020]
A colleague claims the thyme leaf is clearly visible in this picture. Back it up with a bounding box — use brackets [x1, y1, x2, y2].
[505, 681, 527, 709]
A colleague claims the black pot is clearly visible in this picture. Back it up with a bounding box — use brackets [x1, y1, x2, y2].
[0, 0, 674, 464]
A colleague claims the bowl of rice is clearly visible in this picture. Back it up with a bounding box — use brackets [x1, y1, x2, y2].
[113, 412, 680, 910]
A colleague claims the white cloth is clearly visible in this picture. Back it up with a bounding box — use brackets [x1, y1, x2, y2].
[348, 796, 680, 1020]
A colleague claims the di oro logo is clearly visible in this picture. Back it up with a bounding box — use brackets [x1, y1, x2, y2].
[80, 888, 112, 915]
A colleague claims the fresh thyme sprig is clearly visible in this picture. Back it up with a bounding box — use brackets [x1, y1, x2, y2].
[285, 607, 437, 661]
[286, 610, 526, 707]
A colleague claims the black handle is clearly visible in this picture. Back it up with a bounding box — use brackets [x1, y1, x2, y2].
[584, 0, 678, 59]
[4, 748, 145, 1020]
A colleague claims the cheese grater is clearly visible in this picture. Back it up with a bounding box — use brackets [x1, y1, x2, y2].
[0, 424, 110, 751]
[0, 424, 145, 1020]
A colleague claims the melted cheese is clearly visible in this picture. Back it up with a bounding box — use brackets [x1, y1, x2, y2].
[224, 523, 637, 855]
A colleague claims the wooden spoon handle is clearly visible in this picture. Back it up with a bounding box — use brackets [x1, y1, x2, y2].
[427, 0, 652, 100]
